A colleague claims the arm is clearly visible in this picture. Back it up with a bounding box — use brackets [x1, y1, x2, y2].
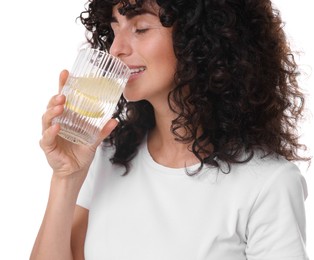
[30, 70, 118, 260]
[30, 176, 87, 260]
[71, 206, 89, 260]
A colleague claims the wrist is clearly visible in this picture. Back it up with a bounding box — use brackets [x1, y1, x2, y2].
[50, 171, 87, 200]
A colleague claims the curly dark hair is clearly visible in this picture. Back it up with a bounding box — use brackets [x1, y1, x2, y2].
[79, 0, 309, 174]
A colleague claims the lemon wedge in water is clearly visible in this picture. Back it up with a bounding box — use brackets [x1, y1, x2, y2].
[65, 77, 106, 118]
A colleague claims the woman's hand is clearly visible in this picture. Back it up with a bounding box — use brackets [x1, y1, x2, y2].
[39, 70, 118, 178]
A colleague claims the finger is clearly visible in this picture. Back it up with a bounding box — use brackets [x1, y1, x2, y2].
[93, 119, 119, 148]
[39, 124, 60, 153]
[59, 70, 69, 93]
[43, 94, 65, 132]
[46, 94, 66, 110]
[42, 104, 64, 134]
[102, 118, 119, 137]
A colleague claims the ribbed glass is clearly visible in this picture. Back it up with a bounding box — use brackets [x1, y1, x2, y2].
[53, 48, 130, 145]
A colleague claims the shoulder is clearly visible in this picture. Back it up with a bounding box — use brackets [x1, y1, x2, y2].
[249, 152, 307, 198]
[242, 153, 308, 258]
[211, 151, 308, 205]
[229, 151, 306, 192]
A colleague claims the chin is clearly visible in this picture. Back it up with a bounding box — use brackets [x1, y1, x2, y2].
[122, 89, 145, 103]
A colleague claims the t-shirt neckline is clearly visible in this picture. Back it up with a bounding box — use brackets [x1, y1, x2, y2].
[140, 136, 203, 175]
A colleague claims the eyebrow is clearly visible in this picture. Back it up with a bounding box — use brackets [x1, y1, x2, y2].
[110, 8, 158, 22]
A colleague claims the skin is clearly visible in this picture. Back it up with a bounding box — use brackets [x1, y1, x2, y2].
[30, 70, 117, 260]
[110, 4, 177, 105]
[30, 3, 199, 260]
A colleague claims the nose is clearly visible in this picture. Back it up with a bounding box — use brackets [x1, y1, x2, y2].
[109, 31, 132, 58]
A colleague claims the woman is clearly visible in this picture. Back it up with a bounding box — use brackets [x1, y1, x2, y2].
[31, 0, 310, 259]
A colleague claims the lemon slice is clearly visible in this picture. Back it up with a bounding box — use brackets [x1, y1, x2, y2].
[64, 76, 122, 118]
[66, 90, 104, 118]
[66, 101, 104, 118]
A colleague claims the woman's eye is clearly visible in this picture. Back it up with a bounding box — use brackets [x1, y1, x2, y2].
[135, 28, 149, 34]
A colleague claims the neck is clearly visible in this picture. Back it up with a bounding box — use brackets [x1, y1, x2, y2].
[147, 103, 199, 168]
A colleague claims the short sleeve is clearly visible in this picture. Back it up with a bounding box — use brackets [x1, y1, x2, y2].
[245, 162, 309, 260]
[76, 145, 104, 209]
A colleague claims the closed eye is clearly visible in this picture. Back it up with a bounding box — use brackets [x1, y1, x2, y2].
[135, 28, 149, 34]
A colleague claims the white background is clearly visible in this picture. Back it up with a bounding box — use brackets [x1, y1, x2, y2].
[0, 1, 313, 259]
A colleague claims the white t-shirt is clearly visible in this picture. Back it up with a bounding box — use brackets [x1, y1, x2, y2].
[77, 139, 309, 260]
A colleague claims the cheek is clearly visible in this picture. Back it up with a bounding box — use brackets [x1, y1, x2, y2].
[154, 48, 177, 86]
[143, 28, 175, 61]
[146, 35, 177, 80]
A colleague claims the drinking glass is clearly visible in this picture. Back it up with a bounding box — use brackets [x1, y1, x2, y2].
[53, 47, 130, 145]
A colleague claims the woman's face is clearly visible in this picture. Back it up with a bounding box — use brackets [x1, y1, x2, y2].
[109, 2, 177, 104]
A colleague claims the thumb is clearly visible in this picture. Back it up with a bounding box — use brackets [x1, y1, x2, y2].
[93, 118, 119, 147]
